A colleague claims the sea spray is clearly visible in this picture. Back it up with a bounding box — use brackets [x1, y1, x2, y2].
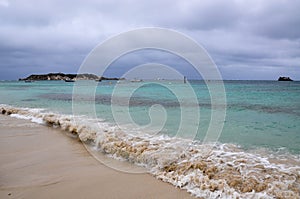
[1, 105, 299, 199]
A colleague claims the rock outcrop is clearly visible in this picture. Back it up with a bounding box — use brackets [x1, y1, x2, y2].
[19, 73, 123, 81]
[278, 76, 293, 81]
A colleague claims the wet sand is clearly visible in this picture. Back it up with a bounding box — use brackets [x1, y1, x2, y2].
[0, 115, 193, 199]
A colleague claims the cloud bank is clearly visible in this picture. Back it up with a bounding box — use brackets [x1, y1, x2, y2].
[0, 0, 299, 80]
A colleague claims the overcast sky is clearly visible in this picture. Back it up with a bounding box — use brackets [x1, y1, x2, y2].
[0, 0, 299, 80]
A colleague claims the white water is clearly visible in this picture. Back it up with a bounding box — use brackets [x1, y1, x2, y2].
[1, 104, 299, 199]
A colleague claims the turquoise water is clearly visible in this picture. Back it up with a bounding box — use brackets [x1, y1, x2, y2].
[0, 80, 299, 153]
[1, 79, 300, 198]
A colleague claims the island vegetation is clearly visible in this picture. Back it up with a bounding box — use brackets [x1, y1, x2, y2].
[19, 73, 124, 81]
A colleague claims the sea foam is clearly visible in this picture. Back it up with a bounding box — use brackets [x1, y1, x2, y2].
[1, 104, 299, 199]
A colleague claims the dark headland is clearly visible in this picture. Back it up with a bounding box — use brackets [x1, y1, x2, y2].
[19, 73, 124, 81]
[278, 76, 293, 81]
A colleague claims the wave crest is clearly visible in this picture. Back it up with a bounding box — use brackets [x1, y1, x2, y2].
[1, 104, 299, 199]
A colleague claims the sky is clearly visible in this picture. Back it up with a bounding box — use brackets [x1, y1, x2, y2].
[0, 0, 299, 80]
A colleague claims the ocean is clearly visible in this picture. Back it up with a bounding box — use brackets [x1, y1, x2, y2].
[0, 80, 299, 198]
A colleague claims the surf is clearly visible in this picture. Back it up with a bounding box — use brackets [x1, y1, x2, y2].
[1, 104, 299, 198]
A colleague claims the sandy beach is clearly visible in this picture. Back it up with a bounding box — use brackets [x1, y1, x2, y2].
[0, 115, 193, 199]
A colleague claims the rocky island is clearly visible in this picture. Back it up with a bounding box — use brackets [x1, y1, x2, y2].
[278, 76, 293, 81]
[19, 73, 123, 81]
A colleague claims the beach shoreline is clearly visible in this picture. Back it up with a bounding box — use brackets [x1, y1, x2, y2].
[0, 114, 193, 199]
[0, 104, 300, 198]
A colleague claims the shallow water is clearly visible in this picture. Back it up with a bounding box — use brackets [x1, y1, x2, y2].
[1, 80, 299, 152]
[0, 80, 300, 198]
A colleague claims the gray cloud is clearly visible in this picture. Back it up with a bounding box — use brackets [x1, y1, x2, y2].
[0, 0, 299, 80]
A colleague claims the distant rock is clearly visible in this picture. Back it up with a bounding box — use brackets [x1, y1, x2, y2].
[278, 76, 293, 81]
[99, 77, 123, 81]
[19, 73, 123, 81]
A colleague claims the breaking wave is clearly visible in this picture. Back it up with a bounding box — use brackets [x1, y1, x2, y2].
[1, 104, 299, 199]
